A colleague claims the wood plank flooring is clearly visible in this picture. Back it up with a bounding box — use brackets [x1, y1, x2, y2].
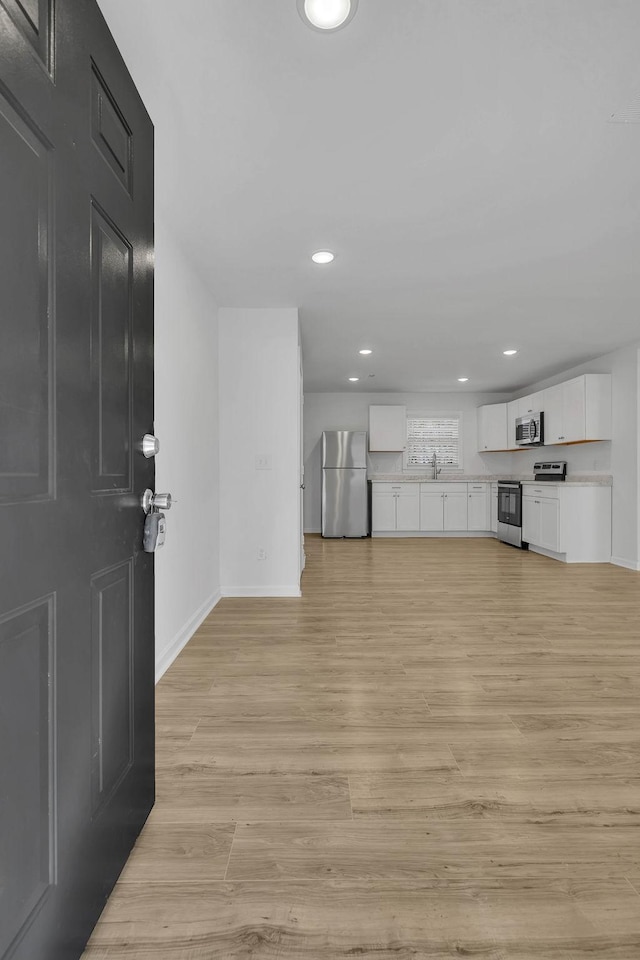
[83, 536, 640, 958]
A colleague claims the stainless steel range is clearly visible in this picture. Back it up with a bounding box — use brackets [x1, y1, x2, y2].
[533, 460, 567, 481]
[497, 481, 525, 548]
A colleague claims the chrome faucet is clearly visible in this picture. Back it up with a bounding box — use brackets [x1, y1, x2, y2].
[431, 452, 441, 480]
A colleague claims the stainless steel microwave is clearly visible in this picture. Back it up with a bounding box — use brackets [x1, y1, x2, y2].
[515, 412, 544, 446]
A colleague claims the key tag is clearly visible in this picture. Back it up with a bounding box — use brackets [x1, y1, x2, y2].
[143, 509, 166, 553]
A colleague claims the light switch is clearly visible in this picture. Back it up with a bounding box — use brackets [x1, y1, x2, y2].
[255, 454, 272, 470]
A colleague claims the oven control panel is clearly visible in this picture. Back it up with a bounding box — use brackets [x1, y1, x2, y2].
[533, 460, 566, 481]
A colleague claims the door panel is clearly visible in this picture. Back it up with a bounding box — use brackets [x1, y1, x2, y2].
[1, 3, 154, 959]
[1, 0, 52, 69]
[396, 493, 419, 530]
[543, 384, 563, 444]
[90, 560, 134, 815]
[0, 89, 52, 501]
[562, 377, 586, 442]
[420, 493, 444, 531]
[444, 492, 468, 531]
[522, 496, 539, 545]
[90, 62, 133, 194]
[468, 492, 489, 531]
[372, 492, 397, 532]
[90, 202, 133, 492]
[539, 498, 560, 552]
[0, 596, 55, 959]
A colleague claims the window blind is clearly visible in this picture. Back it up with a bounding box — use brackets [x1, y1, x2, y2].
[406, 416, 461, 467]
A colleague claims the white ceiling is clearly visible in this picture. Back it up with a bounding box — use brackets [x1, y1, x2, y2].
[98, 0, 640, 393]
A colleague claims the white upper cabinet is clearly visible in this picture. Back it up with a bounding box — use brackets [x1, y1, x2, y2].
[477, 403, 508, 451]
[542, 374, 611, 445]
[369, 405, 407, 451]
[517, 391, 544, 416]
[543, 382, 563, 444]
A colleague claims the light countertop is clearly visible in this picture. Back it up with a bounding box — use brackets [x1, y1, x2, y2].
[370, 474, 612, 486]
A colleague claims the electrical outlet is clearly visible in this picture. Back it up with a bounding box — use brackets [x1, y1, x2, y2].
[257, 547, 267, 561]
[255, 455, 272, 470]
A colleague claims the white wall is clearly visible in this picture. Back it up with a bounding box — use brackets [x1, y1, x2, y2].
[154, 232, 220, 679]
[504, 343, 640, 569]
[304, 390, 512, 533]
[219, 308, 301, 596]
[97, 0, 222, 679]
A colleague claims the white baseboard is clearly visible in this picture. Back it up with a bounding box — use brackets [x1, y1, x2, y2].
[372, 531, 494, 539]
[611, 556, 640, 572]
[221, 585, 302, 598]
[155, 589, 222, 683]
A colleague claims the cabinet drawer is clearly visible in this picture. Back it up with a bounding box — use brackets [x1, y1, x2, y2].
[389, 483, 419, 496]
[373, 483, 417, 496]
[420, 483, 466, 494]
[524, 484, 559, 499]
[468, 483, 487, 491]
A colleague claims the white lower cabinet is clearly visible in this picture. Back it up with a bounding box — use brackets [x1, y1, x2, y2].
[468, 483, 490, 531]
[443, 489, 468, 530]
[372, 483, 419, 532]
[372, 481, 611, 560]
[396, 488, 420, 530]
[371, 481, 495, 537]
[419, 490, 445, 531]
[523, 495, 560, 553]
[371, 487, 397, 531]
[419, 484, 469, 531]
[521, 483, 611, 562]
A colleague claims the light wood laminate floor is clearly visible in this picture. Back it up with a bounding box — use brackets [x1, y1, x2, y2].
[84, 536, 640, 959]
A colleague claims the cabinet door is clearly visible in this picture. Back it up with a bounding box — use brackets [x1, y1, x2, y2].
[372, 492, 397, 531]
[443, 491, 468, 530]
[468, 490, 489, 530]
[561, 377, 586, 443]
[539, 497, 560, 552]
[522, 496, 540, 545]
[584, 374, 612, 441]
[369, 405, 407, 451]
[478, 403, 508, 451]
[543, 383, 563, 444]
[490, 486, 498, 533]
[420, 492, 444, 531]
[507, 399, 519, 449]
[396, 492, 420, 531]
[518, 391, 544, 416]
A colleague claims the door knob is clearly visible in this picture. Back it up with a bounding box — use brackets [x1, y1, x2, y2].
[140, 434, 160, 458]
[141, 489, 173, 514]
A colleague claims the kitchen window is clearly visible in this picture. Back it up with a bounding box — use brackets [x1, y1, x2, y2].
[404, 414, 462, 470]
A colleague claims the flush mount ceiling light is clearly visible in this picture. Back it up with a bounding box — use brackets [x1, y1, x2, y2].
[503, 349, 518, 356]
[311, 250, 335, 264]
[348, 377, 359, 382]
[297, 0, 359, 32]
[457, 378, 469, 383]
[359, 349, 372, 355]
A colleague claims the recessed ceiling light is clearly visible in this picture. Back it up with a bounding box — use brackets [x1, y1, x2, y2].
[359, 349, 372, 355]
[348, 377, 359, 382]
[503, 349, 518, 356]
[297, 0, 359, 32]
[457, 378, 469, 383]
[311, 250, 335, 264]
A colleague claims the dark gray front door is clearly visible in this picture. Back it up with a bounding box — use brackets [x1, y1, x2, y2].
[0, 2, 155, 958]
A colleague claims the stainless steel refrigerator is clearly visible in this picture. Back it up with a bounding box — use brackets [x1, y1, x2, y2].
[322, 431, 369, 538]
